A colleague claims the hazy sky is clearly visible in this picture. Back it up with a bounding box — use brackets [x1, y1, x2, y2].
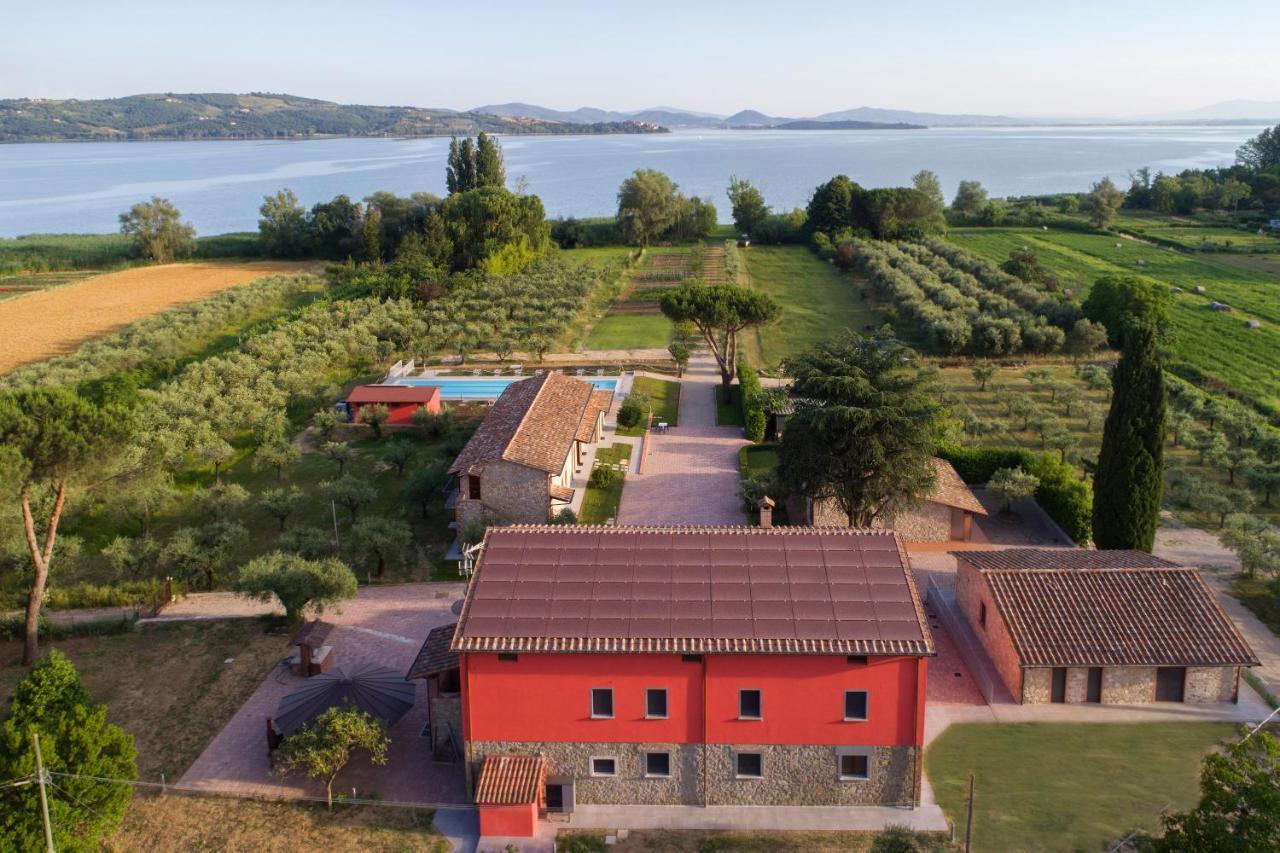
[5, 0, 1279, 116]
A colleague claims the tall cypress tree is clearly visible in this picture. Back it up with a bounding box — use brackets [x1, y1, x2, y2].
[445, 137, 462, 194]
[457, 138, 477, 192]
[1093, 321, 1166, 550]
[475, 132, 506, 189]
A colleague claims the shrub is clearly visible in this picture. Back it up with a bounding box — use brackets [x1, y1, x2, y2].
[549, 508, 578, 525]
[589, 466, 618, 488]
[616, 392, 650, 429]
[938, 442, 1093, 543]
[738, 362, 766, 443]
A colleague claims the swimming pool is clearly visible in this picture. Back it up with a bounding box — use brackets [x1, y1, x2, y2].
[392, 375, 618, 400]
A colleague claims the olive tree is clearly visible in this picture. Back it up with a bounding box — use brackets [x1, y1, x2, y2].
[987, 467, 1040, 513]
[273, 706, 389, 810]
[234, 551, 358, 625]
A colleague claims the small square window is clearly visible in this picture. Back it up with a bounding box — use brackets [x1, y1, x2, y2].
[645, 751, 671, 777]
[839, 753, 870, 780]
[645, 688, 668, 719]
[590, 756, 617, 777]
[738, 689, 762, 720]
[682, 654, 703, 663]
[735, 752, 763, 779]
[979, 602, 987, 630]
[844, 690, 869, 721]
[846, 655, 868, 666]
[590, 688, 614, 719]
[497, 653, 518, 662]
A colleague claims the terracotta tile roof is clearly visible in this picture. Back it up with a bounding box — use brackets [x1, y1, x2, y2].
[955, 548, 1179, 571]
[982, 568, 1259, 667]
[576, 388, 613, 442]
[549, 483, 574, 503]
[474, 754, 546, 805]
[449, 373, 594, 476]
[407, 622, 459, 679]
[928, 458, 986, 515]
[452, 526, 934, 657]
[346, 384, 441, 404]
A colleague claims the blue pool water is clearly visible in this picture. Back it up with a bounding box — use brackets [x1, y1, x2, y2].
[393, 376, 618, 400]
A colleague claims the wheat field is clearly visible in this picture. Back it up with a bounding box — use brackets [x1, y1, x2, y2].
[0, 260, 315, 374]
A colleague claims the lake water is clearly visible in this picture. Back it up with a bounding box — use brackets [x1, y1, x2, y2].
[0, 126, 1263, 237]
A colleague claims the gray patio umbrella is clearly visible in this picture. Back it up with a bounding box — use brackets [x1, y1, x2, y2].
[274, 662, 417, 736]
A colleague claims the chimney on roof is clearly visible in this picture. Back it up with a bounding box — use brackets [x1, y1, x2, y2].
[756, 496, 776, 529]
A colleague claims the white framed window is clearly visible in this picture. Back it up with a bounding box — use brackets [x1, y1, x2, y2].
[589, 756, 617, 777]
[734, 751, 764, 779]
[738, 688, 762, 720]
[844, 690, 869, 722]
[590, 687, 614, 719]
[837, 747, 872, 781]
[644, 751, 672, 778]
[645, 688, 669, 719]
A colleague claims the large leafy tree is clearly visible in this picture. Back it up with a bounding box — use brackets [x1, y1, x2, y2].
[0, 651, 137, 851]
[234, 551, 358, 625]
[1081, 274, 1171, 346]
[1093, 322, 1166, 550]
[616, 169, 681, 246]
[118, 196, 196, 262]
[274, 706, 390, 810]
[437, 186, 549, 272]
[806, 174, 861, 235]
[951, 180, 988, 216]
[727, 175, 769, 235]
[659, 284, 781, 393]
[776, 334, 944, 527]
[1153, 730, 1280, 851]
[0, 388, 119, 665]
[258, 188, 311, 257]
[1237, 123, 1280, 171]
[1081, 177, 1127, 229]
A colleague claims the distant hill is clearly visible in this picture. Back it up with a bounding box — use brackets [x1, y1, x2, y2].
[0, 93, 668, 142]
[723, 109, 786, 127]
[770, 119, 925, 131]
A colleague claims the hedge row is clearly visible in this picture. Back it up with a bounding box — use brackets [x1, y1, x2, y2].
[937, 442, 1093, 544]
[738, 362, 766, 443]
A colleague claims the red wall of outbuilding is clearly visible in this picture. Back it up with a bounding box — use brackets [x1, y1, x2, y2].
[461, 652, 925, 748]
[478, 802, 537, 837]
[351, 398, 441, 425]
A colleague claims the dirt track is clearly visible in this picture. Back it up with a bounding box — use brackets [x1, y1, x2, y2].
[0, 260, 315, 374]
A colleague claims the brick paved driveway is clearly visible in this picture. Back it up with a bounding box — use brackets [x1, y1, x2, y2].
[179, 583, 469, 805]
[618, 357, 748, 526]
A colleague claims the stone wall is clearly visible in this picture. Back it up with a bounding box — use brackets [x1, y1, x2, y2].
[466, 740, 917, 807]
[1102, 667, 1155, 704]
[1022, 668, 1052, 703]
[1186, 666, 1238, 703]
[478, 460, 552, 525]
[954, 561, 1024, 701]
[430, 689, 463, 761]
[874, 501, 955, 543]
[704, 744, 916, 807]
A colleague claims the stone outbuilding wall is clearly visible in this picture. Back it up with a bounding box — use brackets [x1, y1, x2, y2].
[801, 496, 973, 543]
[954, 559, 1025, 700]
[455, 459, 553, 529]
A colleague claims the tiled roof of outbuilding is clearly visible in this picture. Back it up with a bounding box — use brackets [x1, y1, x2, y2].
[452, 525, 934, 657]
[407, 622, 459, 679]
[474, 754, 546, 805]
[928, 458, 987, 515]
[448, 373, 594, 476]
[955, 548, 1179, 571]
[982, 567, 1258, 667]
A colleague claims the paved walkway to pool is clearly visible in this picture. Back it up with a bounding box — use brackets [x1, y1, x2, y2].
[617, 354, 748, 526]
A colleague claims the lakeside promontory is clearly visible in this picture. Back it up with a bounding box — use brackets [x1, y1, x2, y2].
[0, 92, 668, 142]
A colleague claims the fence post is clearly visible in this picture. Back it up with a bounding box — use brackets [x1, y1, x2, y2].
[964, 773, 975, 853]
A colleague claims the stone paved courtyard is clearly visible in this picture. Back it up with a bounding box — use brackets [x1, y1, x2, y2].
[178, 583, 469, 805]
[617, 356, 749, 526]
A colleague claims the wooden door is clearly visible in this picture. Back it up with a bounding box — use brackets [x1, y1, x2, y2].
[1155, 667, 1186, 702]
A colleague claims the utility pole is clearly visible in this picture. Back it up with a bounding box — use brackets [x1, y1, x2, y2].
[964, 773, 975, 853]
[33, 732, 54, 853]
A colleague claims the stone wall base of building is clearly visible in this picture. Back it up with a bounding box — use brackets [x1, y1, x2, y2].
[466, 740, 917, 807]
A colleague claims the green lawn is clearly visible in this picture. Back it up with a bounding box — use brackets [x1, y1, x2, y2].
[926, 722, 1234, 853]
[617, 376, 681, 437]
[948, 226, 1280, 411]
[585, 312, 674, 350]
[1112, 212, 1280, 252]
[739, 444, 779, 479]
[741, 245, 880, 370]
[578, 444, 633, 524]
